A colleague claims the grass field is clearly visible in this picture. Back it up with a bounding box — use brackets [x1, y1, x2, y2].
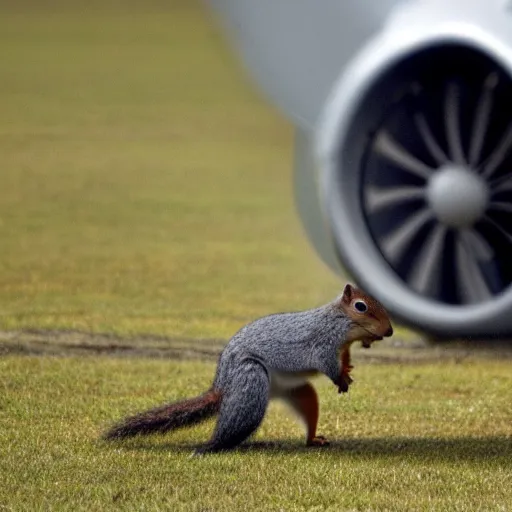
[1, 1, 512, 511]
[0, 0, 342, 339]
[1, 355, 512, 511]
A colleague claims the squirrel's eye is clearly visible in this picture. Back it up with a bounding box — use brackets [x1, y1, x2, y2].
[354, 301, 367, 313]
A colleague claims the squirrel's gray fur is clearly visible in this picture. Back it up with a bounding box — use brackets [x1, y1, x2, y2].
[103, 294, 377, 454]
[203, 302, 351, 453]
[214, 303, 351, 390]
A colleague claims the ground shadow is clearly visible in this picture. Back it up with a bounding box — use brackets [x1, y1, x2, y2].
[104, 435, 512, 465]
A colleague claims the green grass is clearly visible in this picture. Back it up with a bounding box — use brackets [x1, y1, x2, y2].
[0, 0, 344, 339]
[1, 355, 511, 511]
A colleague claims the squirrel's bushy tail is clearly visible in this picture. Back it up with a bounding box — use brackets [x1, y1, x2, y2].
[103, 390, 221, 440]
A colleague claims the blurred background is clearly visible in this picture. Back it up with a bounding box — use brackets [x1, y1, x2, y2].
[0, 0, 346, 341]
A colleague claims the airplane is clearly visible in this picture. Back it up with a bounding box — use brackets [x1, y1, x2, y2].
[207, 0, 512, 340]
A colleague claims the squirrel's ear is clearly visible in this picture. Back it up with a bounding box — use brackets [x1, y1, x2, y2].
[341, 283, 354, 305]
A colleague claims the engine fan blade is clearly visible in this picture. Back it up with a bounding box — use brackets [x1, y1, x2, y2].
[365, 185, 425, 213]
[374, 131, 434, 180]
[459, 229, 494, 261]
[445, 81, 467, 165]
[488, 201, 512, 214]
[455, 235, 492, 303]
[408, 224, 447, 296]
[481, 124, 512, 179]
[490, 174, 512, 193]
[414, 112, 448, 166]
[484, 215, 512, 243]
[469, 73, 498, 167]
[380, 209, 433, 265]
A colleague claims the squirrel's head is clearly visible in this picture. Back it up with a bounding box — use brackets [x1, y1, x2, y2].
[336, 283, 393, 348]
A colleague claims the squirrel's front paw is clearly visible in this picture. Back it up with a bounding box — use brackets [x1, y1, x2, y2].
[337, 372, 353, 394]
[307, 436, 330, 447]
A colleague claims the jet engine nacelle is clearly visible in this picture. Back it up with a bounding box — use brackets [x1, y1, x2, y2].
[208, 0, 512, 338]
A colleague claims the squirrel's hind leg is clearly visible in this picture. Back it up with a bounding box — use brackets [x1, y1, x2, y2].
[283, 383, 329, 447]
[194, 358, 269, 455]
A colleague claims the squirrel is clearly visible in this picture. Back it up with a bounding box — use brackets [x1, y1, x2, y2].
[103, 283, 393, 454]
